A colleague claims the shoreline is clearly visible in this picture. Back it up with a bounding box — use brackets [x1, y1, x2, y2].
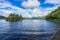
[46, 19, 60, 23]
[51, 30, 60, 40]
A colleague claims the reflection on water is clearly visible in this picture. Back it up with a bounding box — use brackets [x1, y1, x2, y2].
[0, 19, 60, 40]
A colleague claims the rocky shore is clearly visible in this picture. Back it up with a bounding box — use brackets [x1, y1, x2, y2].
[51, 30, 60, 40]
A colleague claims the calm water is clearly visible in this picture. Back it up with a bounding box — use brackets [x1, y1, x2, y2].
[0, 19, 60, 40]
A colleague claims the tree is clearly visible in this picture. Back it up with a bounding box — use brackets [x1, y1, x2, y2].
[46, 6, 60, 20]
[6, 13, 23, 21]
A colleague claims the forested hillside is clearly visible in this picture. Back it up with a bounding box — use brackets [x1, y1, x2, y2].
[46, 6, 60, 20]
[0, 16, 5, 19]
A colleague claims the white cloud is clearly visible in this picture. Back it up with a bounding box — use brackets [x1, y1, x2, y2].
[31, 5, 60, 17]
[45, 0, 60, 4]
[0, 0, 40, 18]
[41, 5, 60, 16]
[22, 0, 40, 8]
[0, 0, 28, 17]
[32, 8, 50, 17]
[32, 8, 43, 17]
[0, 10, 12, 17]
[0, 0, 60, 18]
[0, 2, 32, 17]
[21, 0, 60, 17]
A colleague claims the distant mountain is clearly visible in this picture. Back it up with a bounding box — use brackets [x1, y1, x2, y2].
[0, 16, 5, 19]
[46, 6, 60, 20]
[25, 17, 42, 19]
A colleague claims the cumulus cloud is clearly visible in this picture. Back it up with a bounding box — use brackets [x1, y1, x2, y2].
[0, 0, 28, 17]
[21, 0, 60, 17]
[41, 5, 60, 16]
[0, 10, 12, 17]
[32, 8, 43, 17]
[32, 8, 51, 17]
[22, 0, 40, 8]
[45, 0, 60, 5]
[0, 0, 60, 18]
[0, 0, 42, 18]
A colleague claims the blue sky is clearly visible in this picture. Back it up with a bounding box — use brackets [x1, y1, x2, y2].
[7, 0, 55, 8]
[0, 0, 60, 18]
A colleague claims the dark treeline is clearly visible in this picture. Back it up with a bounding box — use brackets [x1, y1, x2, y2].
[6, 14, 24, 21]
[46, 6, 60, 20]
[0, 16, 5, 19]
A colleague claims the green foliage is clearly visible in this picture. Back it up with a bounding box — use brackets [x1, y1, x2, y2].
[6, 14, 23, 21]
[46, 6, 60, 20]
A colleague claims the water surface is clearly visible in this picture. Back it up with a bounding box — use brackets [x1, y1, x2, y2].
[0, 19, 60, 40]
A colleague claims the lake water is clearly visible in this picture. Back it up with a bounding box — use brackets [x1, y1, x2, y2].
[0, 19, 60, 40]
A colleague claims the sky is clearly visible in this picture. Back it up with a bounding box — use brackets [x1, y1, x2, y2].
[0, 0, 60, 18]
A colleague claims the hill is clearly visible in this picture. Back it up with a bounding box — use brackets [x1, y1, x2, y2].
[46, 6, 60, 20]
[0, 16, 5, 19]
